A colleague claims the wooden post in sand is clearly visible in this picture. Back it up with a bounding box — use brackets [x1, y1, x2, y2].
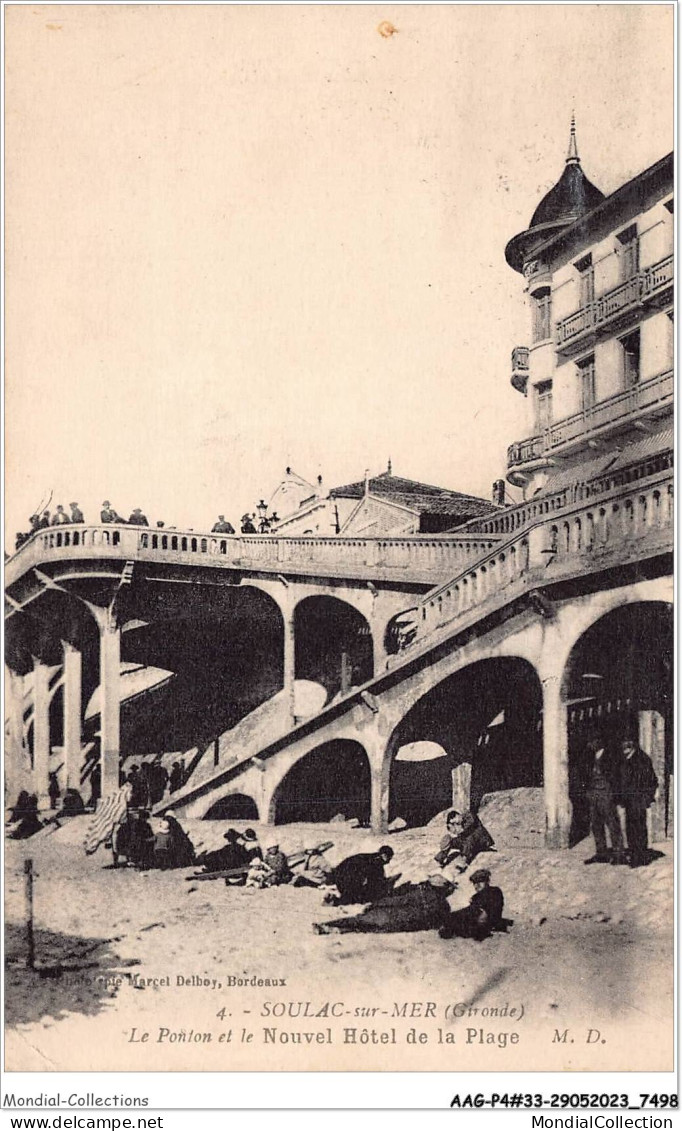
[24, 858, 35, 969]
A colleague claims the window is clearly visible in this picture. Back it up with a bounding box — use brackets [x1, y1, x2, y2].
[616, 225, 639, 280]
[536, 380, 553, 429]
[620, 330, 640, 387]
[575, 254, 595, 307]
[532, 289, 552, 343]
[578, 355, 596, 412]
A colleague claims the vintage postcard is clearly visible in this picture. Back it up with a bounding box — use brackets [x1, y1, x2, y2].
[3, 3, 674, 1078]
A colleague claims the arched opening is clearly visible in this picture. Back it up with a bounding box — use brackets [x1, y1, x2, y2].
[204, 793, 259, 821]
[104, 583, 285, 757]
[294, 597, 373, 703]
[272, 740, 371, 825]
[564, 601, 673, 847]
[387, 657, 543, 828]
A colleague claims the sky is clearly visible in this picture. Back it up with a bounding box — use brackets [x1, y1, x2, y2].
[5, 3, 674, 538]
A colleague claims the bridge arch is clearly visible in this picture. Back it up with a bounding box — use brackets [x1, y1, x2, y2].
[562, 600, 673, 846]
[385, 656, 543, 828]
[294, 596, 373, 704]
[268, 739, 371, 826]
[204, 793, 260, 821]
[119, 584, 286, 755]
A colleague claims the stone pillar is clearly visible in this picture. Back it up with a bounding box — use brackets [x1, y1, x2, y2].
[5, 667, 28, 803]
[638, 709, 667, 842]
[99, 622, 121, 798]
[451, 761, 472, 813]
[32, 658, 51, 809]
[282, 605, 296, 726]
[63, 642, 83, 791]
[370, 764, 389, 834]
[541, 675, 571, 847]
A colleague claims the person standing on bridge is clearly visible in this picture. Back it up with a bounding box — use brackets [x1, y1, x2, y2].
[241, 514, 257, 534]
[51, 505, 70, 525]
[38, 510, 51, 529]
[70, 502, 84, 523]
[101, 501, 124, 523]
[212, 515, 235, 534]
[127, 508, 149, 526]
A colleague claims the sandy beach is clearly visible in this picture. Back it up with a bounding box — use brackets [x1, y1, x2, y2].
[4, 812, 673, 1073]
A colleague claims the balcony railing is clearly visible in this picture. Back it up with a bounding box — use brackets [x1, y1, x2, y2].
[507, 368, 673, 469]
[556, 254, 673, 348]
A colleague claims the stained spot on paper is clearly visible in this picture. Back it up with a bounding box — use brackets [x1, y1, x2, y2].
[377, 21, 397, 38]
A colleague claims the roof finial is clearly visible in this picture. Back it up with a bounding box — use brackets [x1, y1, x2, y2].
[387, 457, 392, 475]
[566, 110, 579, 164]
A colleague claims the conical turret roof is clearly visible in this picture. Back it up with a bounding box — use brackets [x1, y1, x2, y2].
[505, 118, 605, 273]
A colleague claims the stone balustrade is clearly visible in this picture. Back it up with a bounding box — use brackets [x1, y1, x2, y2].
[5, 522, 500, 587]
[393, 467, 673, 657]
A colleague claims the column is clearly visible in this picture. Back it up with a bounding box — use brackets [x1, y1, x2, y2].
[369, 748, 390, 834]
[451, 761, 472, 813]
[63, 642, 83, 791]
[282, 605, 296, 726]
[99, 621, 121, 798]
[541, 674, 571, 848]
[32, 658, 51, 809]
[639, 710, 667, 842]
[5, 667, 28, 803]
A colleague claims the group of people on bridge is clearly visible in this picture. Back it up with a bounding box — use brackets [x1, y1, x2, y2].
[14, 503, 281, 551]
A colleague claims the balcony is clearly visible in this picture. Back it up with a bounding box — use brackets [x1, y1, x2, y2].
[507, 367, 673, 471]
[556, 253, 673, 353]
[510, 345, 529, 394]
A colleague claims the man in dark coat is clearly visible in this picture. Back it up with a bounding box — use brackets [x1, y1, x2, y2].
[241, 515, 257, 534]
[580, 735, 626, 864]
[198, 829, 251, 875]
[212, 515, 235, 534]
[101, 501, 124, 524]
[9, 794, 43, 840]
[70, 502, 84, 523]
[123, 810, 156, 868]
[327, 846, 394, 905]
[314, 874, 455, 935]
[169, 761, 184, 793]
[48, 772, 61, 810]
[51, 505, 70, 525]
[128, 508, 149, 526]
[439, 869, 504, 941]
[149, 762, 169, 805]
[127, 765, 147, 809]
[38, 511, 51, 529]
[617, 738, 658, 867]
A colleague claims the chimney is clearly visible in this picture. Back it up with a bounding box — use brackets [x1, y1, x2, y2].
[492, 479, 506, 506]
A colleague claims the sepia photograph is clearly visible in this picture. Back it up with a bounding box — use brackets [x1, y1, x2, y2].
[3, 2, 675, 1079]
